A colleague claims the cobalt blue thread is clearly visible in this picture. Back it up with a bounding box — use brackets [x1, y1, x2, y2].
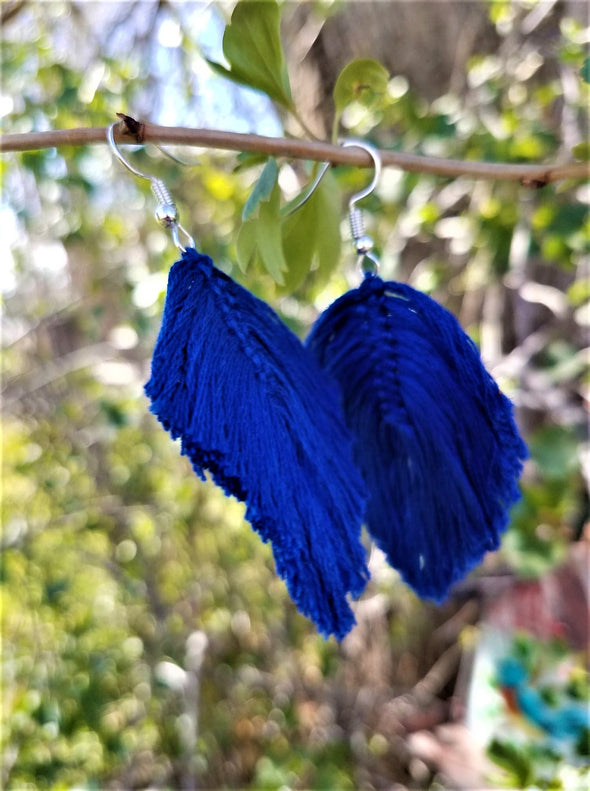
[307, 274, 527, 601]
[145, 247, 369, 639]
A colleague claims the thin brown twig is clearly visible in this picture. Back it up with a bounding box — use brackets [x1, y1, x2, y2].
[1, 119, 588, 185]
[0, 0, 27, 25]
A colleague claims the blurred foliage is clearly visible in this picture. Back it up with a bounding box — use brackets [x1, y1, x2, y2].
[487, 633, 590, 789]
[1, 0, 588, 788]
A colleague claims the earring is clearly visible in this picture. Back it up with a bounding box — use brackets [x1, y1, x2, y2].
[305, 140, 528, 602]
[107, 122, 368, 639]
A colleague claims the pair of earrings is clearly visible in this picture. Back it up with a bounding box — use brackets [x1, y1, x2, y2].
[108, 123, 527, 640]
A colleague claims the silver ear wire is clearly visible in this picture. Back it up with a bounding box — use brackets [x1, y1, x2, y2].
[341, 140, 381, 275]
[283, 160, 332, 216]
[282, 139, 382, 275]
[106, 122, 195, 253]
[155, 144, 201, 168]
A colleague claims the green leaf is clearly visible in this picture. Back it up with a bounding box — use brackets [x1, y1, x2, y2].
[567, 277, 590, 306]
[576, 726, 590, 758]
[242, 158, 278, 220]
[309, 170, 342, 287]
[281, 169, 341, 293]
[233, 151, 271, 172]
[205, 57, 240, 82]
[571, 141, 590, 161]
[580, 57, 590, 83]
[334, 58, 390, 112]
[487, 738, 535, 787]
[208, 0, 293, 109]
[237, 182, 287, 283]
[333, 58, 389, 137]
[281, 172, 325, 218]
[236, 218, 258, 272]
[256, 183, 288, 283]
[281, 197, 318, 292]
[529, 426, 579, 480]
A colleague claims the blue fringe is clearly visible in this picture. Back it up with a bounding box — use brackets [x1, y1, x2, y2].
[307, 273, 528, 602]
[145, 248, 369, 639]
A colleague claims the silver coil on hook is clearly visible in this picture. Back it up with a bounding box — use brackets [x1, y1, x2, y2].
[106, 122, 195, 253]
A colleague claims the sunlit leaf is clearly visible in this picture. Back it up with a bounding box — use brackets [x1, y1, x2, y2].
[332, 58, 389, 137]
[571, 141, 590, 161]
[567, 278, 590, 306]
[207, 0, 293, 109]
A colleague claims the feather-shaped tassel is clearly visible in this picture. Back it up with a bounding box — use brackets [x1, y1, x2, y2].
[307, 273, 527, 602]
[145, 247, 369, 639]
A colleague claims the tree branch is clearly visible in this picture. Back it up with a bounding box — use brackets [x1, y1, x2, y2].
[0, 0, 27, 25]
[1, 120, 588, 185]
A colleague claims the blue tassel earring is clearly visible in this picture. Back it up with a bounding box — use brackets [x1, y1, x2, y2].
[107, 122, 368, 639]
[306, 141, 528, 602]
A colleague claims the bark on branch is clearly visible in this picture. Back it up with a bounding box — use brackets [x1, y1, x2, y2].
[1, 118, 588, 186]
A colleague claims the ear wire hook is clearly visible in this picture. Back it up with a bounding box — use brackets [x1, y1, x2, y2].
[283, 160, 332, 216]
[284, 139, 382, 274]
[155, 144, 201, 168]
[106, 122, 195, 253]
[342, 139, 382, 275]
